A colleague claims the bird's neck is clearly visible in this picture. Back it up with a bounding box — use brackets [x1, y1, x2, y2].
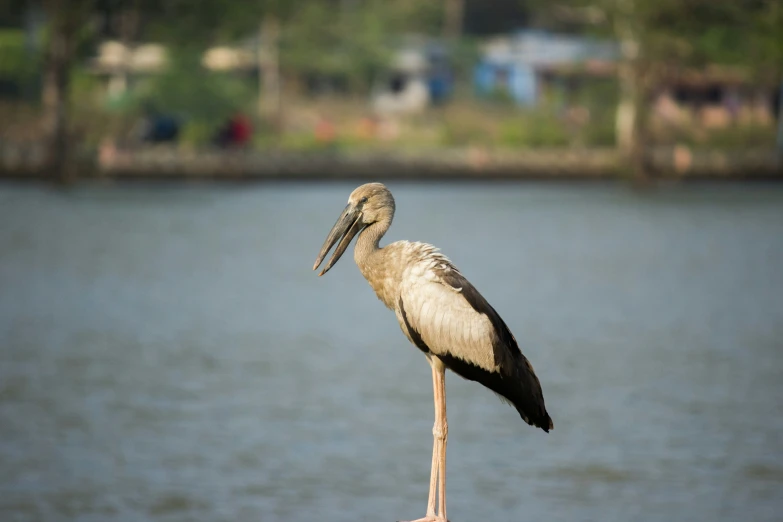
[354, 216, 400, 310]
[354, 219, 387, 267]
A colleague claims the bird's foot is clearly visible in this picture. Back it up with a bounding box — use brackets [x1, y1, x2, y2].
[398, 516, 448, 522]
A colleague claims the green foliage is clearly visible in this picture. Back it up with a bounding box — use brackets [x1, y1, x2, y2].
[138, 0, 443, 93]
[134, 0, 445, 96]
[440, 123, 492, 147]
[0, 29, 40, 79]
[662, 124, 778, 150]
[133, 50, 254, 127]
[439, 103, 499, 146]
[438, 103, 576, 148]
[282, 0, 441, 93]
[582, 111, 616, 147]
[179, 121, 217, 148]
[498, 112, 570, 148]
[529, 0, 781, 75]
[138, 0, 287, 44]
[282, 1, 361, 79]
[449, 37, 481, 82]
[69, 67, 104, 105]
[701, 125, 777, 149]
[573, 78, 617, 146]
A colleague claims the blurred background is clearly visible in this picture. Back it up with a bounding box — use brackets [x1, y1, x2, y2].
[1, 2, 783, 522]
[0, 0, 781, 180]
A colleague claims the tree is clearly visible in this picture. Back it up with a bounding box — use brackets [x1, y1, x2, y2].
[282, 0, 442, 94]
[529, 0, 782, 180]
[40, 0, 92, 181]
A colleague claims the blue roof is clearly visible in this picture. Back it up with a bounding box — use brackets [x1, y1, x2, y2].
[481, 29, 618, 68]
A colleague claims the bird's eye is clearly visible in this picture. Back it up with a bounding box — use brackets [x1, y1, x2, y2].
[360, 197, 368, 204]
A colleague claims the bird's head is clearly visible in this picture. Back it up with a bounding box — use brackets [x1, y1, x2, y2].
[312, 183, 395, 276]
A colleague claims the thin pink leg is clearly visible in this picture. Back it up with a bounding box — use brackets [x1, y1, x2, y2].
[433, 360, 448, 521]
[402, 359, 448, 522]
[425, 362, 439, 517]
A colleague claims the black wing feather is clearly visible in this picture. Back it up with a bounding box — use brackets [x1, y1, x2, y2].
[438, 271, 553, 432]
[399, 297, 430, 355]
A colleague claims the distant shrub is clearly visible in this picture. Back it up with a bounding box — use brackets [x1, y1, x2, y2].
[582, 112, 616, 147]
[132, 50, 255, 130]
[498, 111, 570, 148]
[0, 29, 41, 98]
[653, 121, 777, 149]
[701, 125, 776, 149]
[439, 102, 500, 146]
[441, 123, 496, 147]
[179, 121, 215, 148]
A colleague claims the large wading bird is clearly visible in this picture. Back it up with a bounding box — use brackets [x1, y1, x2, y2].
[313, 183, 552, 522]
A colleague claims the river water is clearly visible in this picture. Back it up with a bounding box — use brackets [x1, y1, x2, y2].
[1, 181, 782, 522]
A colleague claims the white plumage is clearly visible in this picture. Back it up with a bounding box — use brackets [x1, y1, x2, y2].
[391, 243, 499, 370]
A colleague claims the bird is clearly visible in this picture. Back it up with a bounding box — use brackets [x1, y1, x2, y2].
[312, 183, 552, 522]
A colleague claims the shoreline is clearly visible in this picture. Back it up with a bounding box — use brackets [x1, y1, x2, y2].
[1, 145, 780, 182]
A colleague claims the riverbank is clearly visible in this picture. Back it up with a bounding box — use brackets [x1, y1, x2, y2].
[1, 143, 781, 182]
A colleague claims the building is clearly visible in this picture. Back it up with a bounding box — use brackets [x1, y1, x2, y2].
[474, 30, 618, 106]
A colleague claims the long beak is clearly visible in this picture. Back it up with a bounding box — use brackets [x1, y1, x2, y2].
[312, 204, 364, 276]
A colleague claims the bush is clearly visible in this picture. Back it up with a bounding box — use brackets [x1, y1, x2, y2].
[132, 49, 255, 131]
[582, 111, 616, 147]
[0, 29, 41, 99]
[701, 125, 776, 149]
[498, 111, 570, 148]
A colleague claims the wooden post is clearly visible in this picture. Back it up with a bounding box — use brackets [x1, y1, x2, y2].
[776, 78, 783, 155]
[42, 0, 71, 182]
[42, 0, 87, 183]
[613, 0, 649, 183]
[443, 0, 464, 41]
[259, 15, 281, 128]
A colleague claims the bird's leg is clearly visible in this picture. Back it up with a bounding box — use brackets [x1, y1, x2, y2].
[433, 361, 448, 522]
[425, 362, 440, 518]
[401, 361, 446, 522]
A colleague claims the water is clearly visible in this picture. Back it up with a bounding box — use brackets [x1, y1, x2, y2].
[1, 181, 782, 522]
